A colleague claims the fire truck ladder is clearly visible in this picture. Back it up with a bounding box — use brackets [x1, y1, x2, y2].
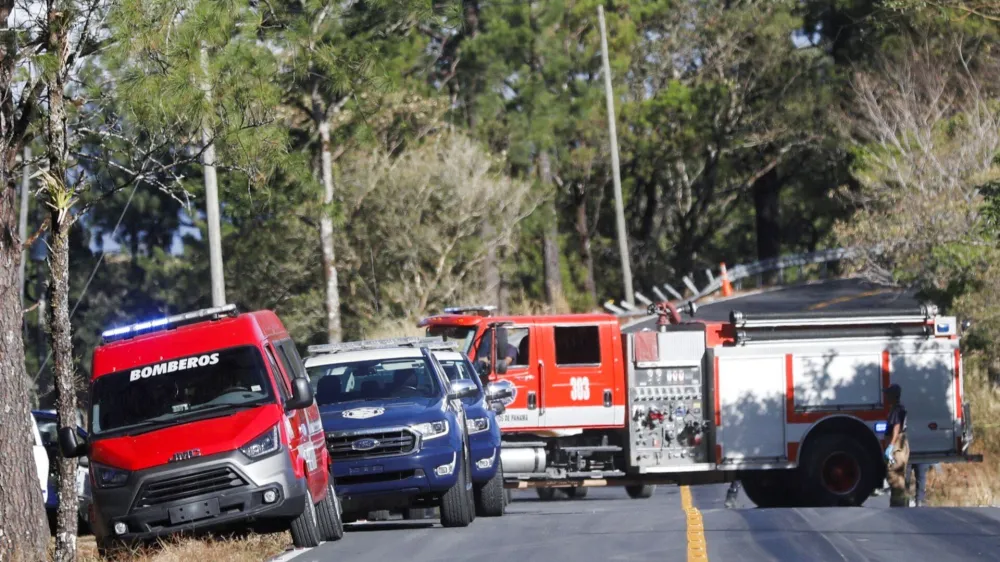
[728, 305, 939, 345]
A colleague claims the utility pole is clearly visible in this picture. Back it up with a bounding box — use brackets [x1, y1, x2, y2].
[597, 5, 634, 306]
[18, 146, 30, 307]
[199, 45, 226, 307]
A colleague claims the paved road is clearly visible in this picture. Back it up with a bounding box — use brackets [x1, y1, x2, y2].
[280, 485, 1000, 562]
[276, 278, 993, 562]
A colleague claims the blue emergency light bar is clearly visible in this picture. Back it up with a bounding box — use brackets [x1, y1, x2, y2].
[443, 305, 496, 317]
[307, 336, 457, 356]
[101, 304, 238, 343]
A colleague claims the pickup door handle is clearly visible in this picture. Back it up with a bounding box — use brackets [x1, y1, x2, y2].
[604, 389, 612, 407]
[527, 391, 537, 410]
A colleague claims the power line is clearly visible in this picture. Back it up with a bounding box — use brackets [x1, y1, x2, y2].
[35, 182, 141, 380]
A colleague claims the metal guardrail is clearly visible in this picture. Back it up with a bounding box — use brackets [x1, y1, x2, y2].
[604, 247, 864, 317]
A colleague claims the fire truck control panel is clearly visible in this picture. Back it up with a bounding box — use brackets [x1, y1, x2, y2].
[628, 328, 710, 470]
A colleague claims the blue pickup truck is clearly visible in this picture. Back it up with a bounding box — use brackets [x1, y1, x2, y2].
[304, 337, 511, 527]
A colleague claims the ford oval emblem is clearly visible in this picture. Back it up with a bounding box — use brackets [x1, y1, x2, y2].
[351, 438, 380, 451]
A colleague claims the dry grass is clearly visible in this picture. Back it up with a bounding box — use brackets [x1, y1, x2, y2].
[926, 357, 1000, 507]
[72, 532, 290, 562]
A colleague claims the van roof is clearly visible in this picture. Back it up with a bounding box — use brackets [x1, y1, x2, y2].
[92, 310, 286, 380]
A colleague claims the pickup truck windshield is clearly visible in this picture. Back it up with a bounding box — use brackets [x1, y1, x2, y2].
[424, 326, 477, 354]
[90, 345, 274, 438]
[308, 357, 442, 406]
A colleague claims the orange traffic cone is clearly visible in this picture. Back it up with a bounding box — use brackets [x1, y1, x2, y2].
[720, 263, 733, 297]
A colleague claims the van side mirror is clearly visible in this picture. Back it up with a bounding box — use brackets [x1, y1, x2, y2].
[285, 377, 314, 410]
[58, 427, 87, 458]
[494, 326, 508, 375]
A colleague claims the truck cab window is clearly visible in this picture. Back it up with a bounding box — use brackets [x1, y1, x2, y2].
[477, 327, 530, 367]
[554, 326, 601, 365]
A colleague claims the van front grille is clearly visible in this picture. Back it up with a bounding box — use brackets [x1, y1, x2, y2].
[135, 466, 247, 508]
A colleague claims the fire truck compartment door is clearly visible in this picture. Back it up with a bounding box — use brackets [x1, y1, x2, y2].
[716, 351, 786, 461]
[889, 339, 959, 454]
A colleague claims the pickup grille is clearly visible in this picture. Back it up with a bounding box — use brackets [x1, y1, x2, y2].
[135, 466, 247, 508]
[326, 429, 417, 461]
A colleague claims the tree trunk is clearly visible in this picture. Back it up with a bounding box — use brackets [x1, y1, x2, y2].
[0, 166, 49, 562]
[538, 151, 563, 310]
[48, 214, 78, 562]
[0, 0, 49, 557]
[574, 192, 597, 309]
[45, 6, 79, 559]
[752, 167, 781, 285]
[315, 95, 342, 343]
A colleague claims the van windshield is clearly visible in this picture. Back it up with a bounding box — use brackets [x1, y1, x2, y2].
[424, 326, 477, 354]
[90, 345, 275, 438]
[307, 357, 442, 406]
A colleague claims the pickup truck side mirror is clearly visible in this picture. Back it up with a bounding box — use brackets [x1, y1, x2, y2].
[58, 427, 88, 459]
[486, 381, 514, 402]
[490, 402, 506, 415]
[448, 379, 478, 400]
[285, 377, 315, 410]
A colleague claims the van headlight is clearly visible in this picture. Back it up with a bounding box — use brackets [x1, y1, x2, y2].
[466, 417, 489, 434]
[91, 462, 130, 489]
[411, 420, 449, 440]
[239, 424, 281, 460]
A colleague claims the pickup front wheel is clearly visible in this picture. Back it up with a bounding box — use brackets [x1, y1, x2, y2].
[316, 482, 344, 541]
[474, 464, 505, 517]
[440, 445, 475, 527]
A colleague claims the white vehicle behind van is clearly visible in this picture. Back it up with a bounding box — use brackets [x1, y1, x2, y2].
[31, 415, 49, 503]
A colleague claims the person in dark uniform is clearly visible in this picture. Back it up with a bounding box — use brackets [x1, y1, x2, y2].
[476, 332, 518, 368]
[907, 463, 929, 507]
[883, 383, 910, 507]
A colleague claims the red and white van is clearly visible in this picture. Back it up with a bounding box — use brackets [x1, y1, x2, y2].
[60, 305, 343, 553]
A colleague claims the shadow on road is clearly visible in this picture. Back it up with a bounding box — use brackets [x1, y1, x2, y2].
[345, 521, 436, 532]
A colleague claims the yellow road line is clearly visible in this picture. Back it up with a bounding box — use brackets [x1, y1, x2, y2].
[807, 288, 894, 311]
[681, 486, 709, 562]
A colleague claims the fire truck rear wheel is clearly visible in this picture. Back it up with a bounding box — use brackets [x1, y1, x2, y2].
[317, 482, 345, 542]
[625, 485, 656, 499]
[289, 488, 323, 548]
[801, 433, 877, 507]
[440, 442, 475, 527]
[565, 486, 588, 499]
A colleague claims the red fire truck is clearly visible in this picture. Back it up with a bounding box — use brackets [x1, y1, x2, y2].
[418, 302, 982, 507]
